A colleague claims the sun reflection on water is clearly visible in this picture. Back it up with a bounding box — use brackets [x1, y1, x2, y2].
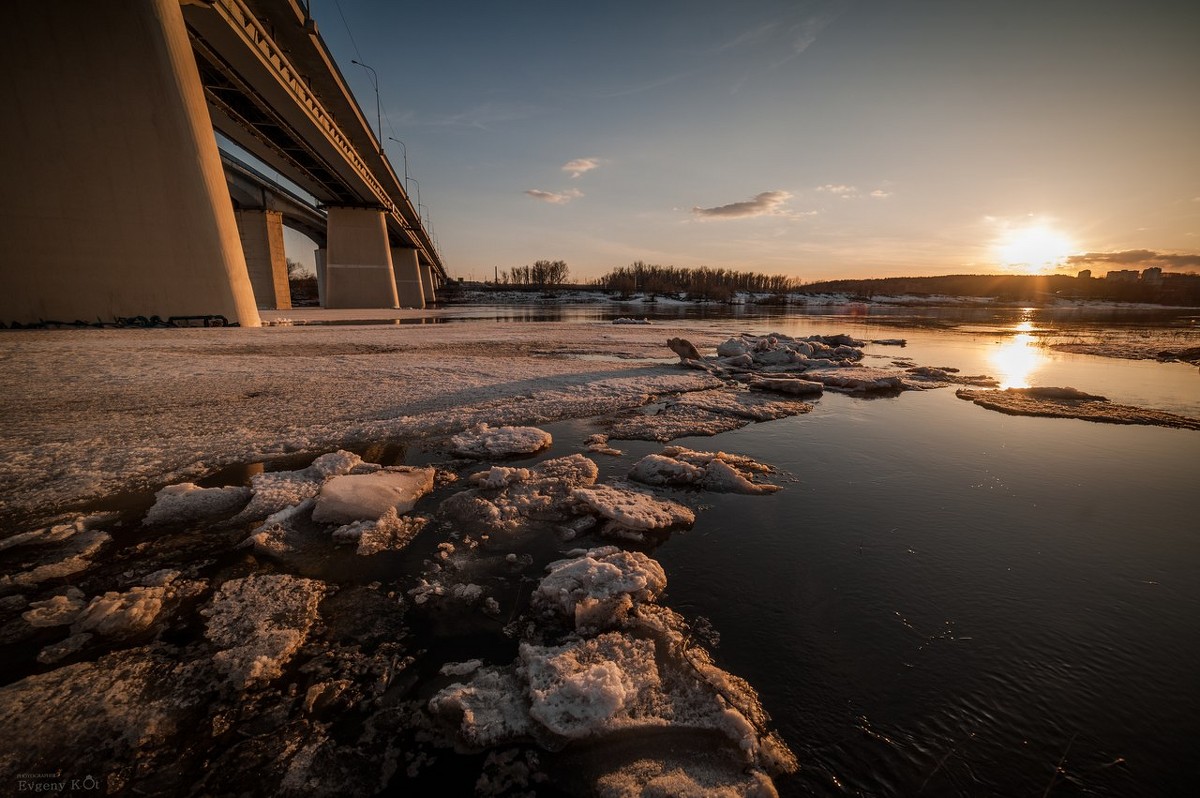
[989, 318, 1046, 388]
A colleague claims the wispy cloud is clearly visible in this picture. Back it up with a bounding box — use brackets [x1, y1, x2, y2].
[817, 184, 858, 197]
[711, 21, 779, 53]
[396, 101, 540, 130]
[562, 158, 600, 178]
[525, 188, 583, 204]
[791, 14, 834, 55]
[692, 190, 796, 219]
[870, 189, 892, 199]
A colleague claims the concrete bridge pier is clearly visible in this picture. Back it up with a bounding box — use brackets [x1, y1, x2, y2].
[391, 248, 426, 309]
[314, 249, 328, 307]
[420, 262, 438, 304]
[234, 209, 291, 310]
[323, 208, 399, 309]
[0, 0, 260, 326]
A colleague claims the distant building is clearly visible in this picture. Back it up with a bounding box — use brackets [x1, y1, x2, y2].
[1105, 269, 1140, 283]
[1141, 267, 1163, 284]
[1076, 269, 1092, 279]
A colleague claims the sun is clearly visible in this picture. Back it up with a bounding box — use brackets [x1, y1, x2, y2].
[995, 224, 1075, 273]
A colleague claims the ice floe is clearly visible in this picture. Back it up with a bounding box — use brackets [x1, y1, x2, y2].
[232, 451, 364, 523]
[629, 447, 778, 495]
[203, 574, 326, 690]
[450, 423, 553, 458]
[533, 546, 667, 633]
[572, 484, 695, 541]
[142, 483, 250, 525]
[0, 515, 112, 591]
[440, 454, 599, 533]
[608, 388, 812, 443]
[312, 467, 435, 524]
[956, 387, 1200, 430]
[331, 508, 431, 556]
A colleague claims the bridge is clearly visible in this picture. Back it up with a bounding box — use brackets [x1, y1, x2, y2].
[1, 0, 445, 327]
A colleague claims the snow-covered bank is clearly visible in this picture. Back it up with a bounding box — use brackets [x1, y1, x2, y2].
[0, 322, 728, 523]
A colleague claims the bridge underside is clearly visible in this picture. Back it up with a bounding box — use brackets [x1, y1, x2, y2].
[0, 0, 262, 326]
[1, 0, 445, 325]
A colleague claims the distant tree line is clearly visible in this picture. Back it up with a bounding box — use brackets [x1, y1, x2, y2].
[496, 260, 570, 286]
[595, 262, 800, 301]
[798, 273, 1200, 305]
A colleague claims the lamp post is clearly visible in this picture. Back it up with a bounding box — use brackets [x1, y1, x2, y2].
[350, 59, 381, 153]
[387, 136, 409, 182]
[406, 176, 422, 213]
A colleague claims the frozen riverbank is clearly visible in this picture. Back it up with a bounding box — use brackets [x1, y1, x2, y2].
[0, 322, 727, 524]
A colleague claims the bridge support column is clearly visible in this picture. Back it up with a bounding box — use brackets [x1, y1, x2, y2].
[390, 248, 426, 309]
[235, 210, 291, 310]
[324, 208, 399, 309]
[420, 263, 438, 304]
[314, 249, 327, 307]
[0, 0, 260, 326]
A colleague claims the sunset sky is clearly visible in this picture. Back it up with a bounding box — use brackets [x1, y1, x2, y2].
[301, 0, 1200, 281]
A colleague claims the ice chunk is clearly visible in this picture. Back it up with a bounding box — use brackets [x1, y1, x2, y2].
[803, 368, 905, 393]
[520, 633, 661, 739]
[440, 659, 484, 677]
[533, 546, 667, 632]
[233, 470, 323, 523]
[749, 377, 824, 397]
[0, 527, 111, 590]
[22, 588, 87, 627]
[596, 758, 779, 798]
[440, 454, 599, 533]
[428, 667, 533, 748]
[716, 338, 751, 358]
[312, 467, 435, 524]
[142, 483, 250, 525]
[572, 484, 695, 531]
[470, 465, 534, 489]
[331, 508, 429, 555]
[450, 423, 553, 458]
[585, 433, 623, 456]
[628, 454, 705, 486]
[203, 574, 326, 690]
[629, 448, 778, 495]
[73, 586, 167, 637]
[307, 449, 364, 477]
[612, 318, 652, 325]
[956, 387, 1200, 430]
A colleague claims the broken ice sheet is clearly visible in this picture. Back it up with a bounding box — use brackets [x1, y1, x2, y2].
[439, 454, 599, 534]
[628, 447, 779, 495]
[449, 423, 553, 458]
[956, 386, 1200, 430]
[608, 388, 812, 443]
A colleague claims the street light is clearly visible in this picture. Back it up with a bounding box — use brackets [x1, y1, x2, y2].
[387, 136, 408, 182]
[350, 59, 381, 153]
[406, 176, 422, 213]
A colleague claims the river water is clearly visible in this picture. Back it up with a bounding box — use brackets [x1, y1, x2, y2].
[452, 302, 1200, 795]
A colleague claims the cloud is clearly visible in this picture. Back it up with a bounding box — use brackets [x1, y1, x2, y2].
[562, 158, 600, 178]
[817, 184, 857, 196]
[1066, 250, 1200, 270]
[524, 188, 582, 204]
[691, 190, 795, 219]
[870, 189, 892, 198]
[792, 14, 834, 55]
